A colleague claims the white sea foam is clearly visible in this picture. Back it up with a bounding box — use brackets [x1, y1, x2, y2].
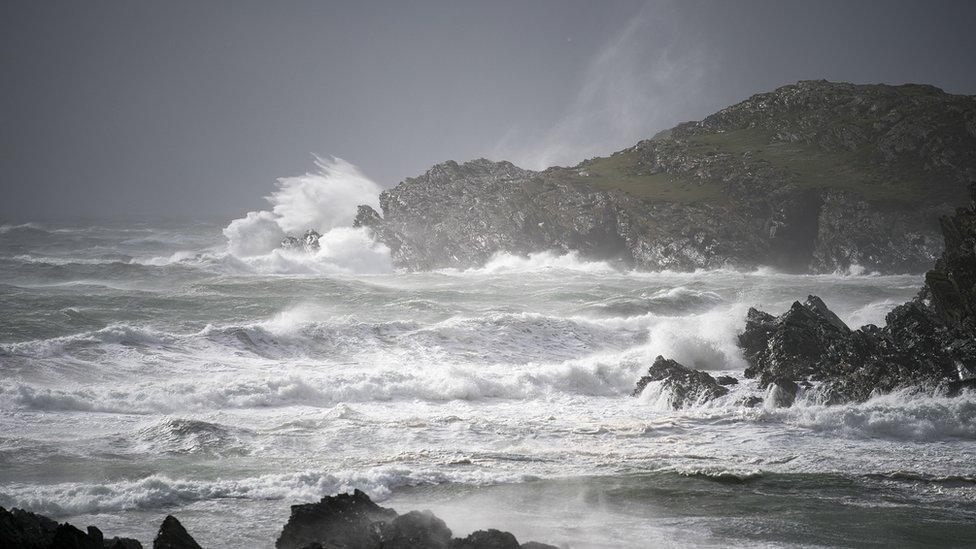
[0, 468, 530, 517]
[221, 157, 392, 274]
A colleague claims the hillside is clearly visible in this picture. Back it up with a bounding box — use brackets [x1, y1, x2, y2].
[356, 81, 976, 273]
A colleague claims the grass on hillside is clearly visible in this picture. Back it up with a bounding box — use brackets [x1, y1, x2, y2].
[568, 127, 951, 205]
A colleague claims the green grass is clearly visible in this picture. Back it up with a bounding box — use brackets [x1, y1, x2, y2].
[565, 149, 726, 204]
[566, 126, 955, 205]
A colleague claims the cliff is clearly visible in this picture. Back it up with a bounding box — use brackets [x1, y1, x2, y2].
[356, 80, 976, 272]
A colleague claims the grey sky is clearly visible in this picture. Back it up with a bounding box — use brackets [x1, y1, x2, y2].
[2, 0, 975, 221]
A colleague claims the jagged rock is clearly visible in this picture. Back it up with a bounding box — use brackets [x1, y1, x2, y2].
[356, 81, 975, 273]
[0, 506, 142, 549]
[451, 529, 520, 549]
[276, 489, 395, 549]
[738, 183, 976, 403]
[0, 506, 58, 548]
[153, 516, 201, 549]
[740, 296, 851, 387]
[275, 491, 557, 549]
[519, 543, 561, 549]
[632, 356, 729, 408]
[715, 375, 739, 385]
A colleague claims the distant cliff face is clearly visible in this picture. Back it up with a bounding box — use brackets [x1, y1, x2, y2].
[356, 81, 976, 273]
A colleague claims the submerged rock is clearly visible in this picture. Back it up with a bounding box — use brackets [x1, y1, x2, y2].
[632, 356, 729, 408]
[738, 183, 976, 403]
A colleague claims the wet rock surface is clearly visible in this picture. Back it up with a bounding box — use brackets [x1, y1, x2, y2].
[632, 356, 729, 408]
[737, 183, 976, 403]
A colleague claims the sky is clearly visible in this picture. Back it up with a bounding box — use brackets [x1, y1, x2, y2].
[2, 0, 976, 221]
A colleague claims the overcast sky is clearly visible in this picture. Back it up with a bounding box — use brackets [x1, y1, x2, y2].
[2, 0, 976, 221]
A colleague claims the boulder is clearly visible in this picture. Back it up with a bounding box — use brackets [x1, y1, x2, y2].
[632, 356, 729, 408]
[153, 516, 202, 549]
[0, 506, 142, 549]
[275, 489, 396, 549]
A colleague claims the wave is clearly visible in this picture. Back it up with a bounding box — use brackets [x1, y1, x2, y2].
[764, 388, 976, 441]
[442, 251, 620, 275]
[127, 419, 252, 456]
[0, 467, 531, 517]
[0, 222, 48, 235]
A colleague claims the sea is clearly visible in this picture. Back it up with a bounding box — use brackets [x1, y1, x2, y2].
[1, 160, 974, 548]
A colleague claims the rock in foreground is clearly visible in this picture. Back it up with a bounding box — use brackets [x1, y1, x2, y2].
[276, 489, 558, 549]
[632, 356, 729, 408]
[0, 505, 144, 549]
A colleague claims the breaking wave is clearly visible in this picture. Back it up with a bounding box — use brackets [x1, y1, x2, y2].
[221, 157, 393, 274]
[0, 468, 531, 517]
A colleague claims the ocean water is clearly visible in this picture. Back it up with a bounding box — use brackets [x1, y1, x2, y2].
[3, 159, 976, 548]
[2, 219, 975, 548]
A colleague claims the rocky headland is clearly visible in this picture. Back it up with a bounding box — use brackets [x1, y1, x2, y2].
[352, 81, 976, 273]
[633, 182, 976, 407]
[1, 491, 558, 549]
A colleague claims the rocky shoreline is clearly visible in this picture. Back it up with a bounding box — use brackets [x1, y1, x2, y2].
[1, 491, 558, 549]
[350, 81, 975, 274]
[634, 183, 976, 407]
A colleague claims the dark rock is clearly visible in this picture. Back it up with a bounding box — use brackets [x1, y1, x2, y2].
[0, 506, 139, 549]
[105, 538, 144, 549]
[715, 375, 739, 385]
[740, 296, 851, 387]
[632, 356, 729, 408]
[738, 182, 976, 403]
[51, 523, 101, 548]
[276, 489, 395, 549]
[451, 529, 520, 549]
[0, 506, 58, 549]
[520, 543, 561, 549]
[153, 516, 201, 549]
[377, 510, 452, 549]
[766, 378, 800, 408]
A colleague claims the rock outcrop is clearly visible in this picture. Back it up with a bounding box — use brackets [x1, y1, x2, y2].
[153, 516, 201, 549]
[632, 356, 729, 408]
[738, 183, 976, 403]
[356, 81, 976, 273]
[276, 489, 558, 549]
[2, 492, 559, 549]
[0, 506, 143, 549]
